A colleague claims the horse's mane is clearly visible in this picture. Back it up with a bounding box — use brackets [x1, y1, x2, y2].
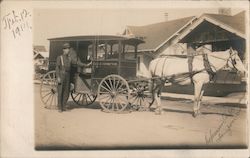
[206, 49, 230, 59]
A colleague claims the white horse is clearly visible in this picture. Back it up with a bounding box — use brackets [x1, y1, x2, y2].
[148, 48, 246, 117]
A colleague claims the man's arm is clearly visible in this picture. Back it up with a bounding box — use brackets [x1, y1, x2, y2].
[77, 59, 92, 67]
[69, 49, 92, 67]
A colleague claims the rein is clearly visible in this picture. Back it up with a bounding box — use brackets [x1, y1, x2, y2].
[206, 50, 237, 71]
[151, 49, 238, 85]
[199, 47, 237, 71]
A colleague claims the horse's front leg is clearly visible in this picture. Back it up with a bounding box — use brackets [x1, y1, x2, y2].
[193, 82, 204, 117]
[154, 90, 162, 114]
[149, 79, 164, 115]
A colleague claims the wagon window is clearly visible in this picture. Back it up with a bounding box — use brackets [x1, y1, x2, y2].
[123, 45, 136, 60]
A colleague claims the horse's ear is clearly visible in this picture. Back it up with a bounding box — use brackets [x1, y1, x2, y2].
[229, 47, 234, 55]
[234, 50, 238, 55]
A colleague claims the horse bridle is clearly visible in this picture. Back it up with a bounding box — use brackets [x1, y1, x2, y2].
[226, 48, 237, 70]
[202, 47, 238, 71]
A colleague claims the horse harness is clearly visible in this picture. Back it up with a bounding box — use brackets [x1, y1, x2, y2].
[150, 48, 238, 96]
[152, 53, 215, 86]
[188, 52, 216, 83]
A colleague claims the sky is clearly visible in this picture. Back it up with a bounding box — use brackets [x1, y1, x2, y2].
[33, 8, 244, 51]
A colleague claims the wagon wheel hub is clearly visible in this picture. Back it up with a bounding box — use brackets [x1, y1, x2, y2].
[137, 92, 144, 97]
[136, 87, 145, 97]
[129, 81, 155, 111]
[110, 91, 117, 98]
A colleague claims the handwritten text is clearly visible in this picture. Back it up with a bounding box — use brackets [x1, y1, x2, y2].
[2, 9, 32, 38]
[205, 106, 241, 144]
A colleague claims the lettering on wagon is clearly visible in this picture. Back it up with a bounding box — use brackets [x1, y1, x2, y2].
[2, 9, 32, 39]
[94, 62, 118, 66]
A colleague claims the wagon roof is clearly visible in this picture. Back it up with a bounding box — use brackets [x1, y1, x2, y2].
[48, 35, 144, 45]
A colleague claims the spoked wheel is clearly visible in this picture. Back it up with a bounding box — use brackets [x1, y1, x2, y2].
[129, 80, 154, 111]
[40, 70, 58, 109]
[71, 91, 97, 106]
[98, 75, 129, 113]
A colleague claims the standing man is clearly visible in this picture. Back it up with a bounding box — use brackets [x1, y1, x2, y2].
[56, 43, 72, 112]
[56, 43, 92, 112]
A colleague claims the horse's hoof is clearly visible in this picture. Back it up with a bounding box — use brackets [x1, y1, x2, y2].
[155, 111, 161, 115]
[155, 110, 164, 115]
[192, 110, 201, 117]
[149, 108, 154, 112]
[138, 107, 149, 112]
[192, 112, 197, 118]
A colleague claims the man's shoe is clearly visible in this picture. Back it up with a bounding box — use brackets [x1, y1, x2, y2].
[58, 109, 63, 113]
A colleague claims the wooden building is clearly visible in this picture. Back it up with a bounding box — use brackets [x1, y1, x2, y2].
[123, 11, 246, 96]
[124, 11, 246, 75]
[123, 16, 197, 76]
[176, 11, 246, 62]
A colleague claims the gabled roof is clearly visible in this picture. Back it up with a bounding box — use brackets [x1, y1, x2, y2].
[33, 51, 49, 59]
[203, 11, 245, 35]
[125, 16, 196, 51]
[33, 45, 49, 59]
[39, 52, 49, 58]
[34, 45, 47, 52]
[177, 11, 246, 43]
[125, 11, 246, 53]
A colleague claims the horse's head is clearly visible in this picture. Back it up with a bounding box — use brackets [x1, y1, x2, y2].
[228, 48, 247, 75]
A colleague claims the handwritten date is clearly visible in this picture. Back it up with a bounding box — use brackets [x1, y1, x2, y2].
[2, 9, 32, 38]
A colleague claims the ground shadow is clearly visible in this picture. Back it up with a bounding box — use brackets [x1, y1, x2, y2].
[67, 101, 101, 110]
[161, 108, 193, 115]
[67, 101, 133, 114]
[161, 107, 235, 117]
[201, 111, 234, 117]
[161, 96, 192, 102]
[66, 99, 244, 117]
[215, 103, 246, 108]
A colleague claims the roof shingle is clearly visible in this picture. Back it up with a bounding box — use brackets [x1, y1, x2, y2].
[126, 11, 245, 52]
[203, 11, 245, 34]
[126, 16, 195, 51]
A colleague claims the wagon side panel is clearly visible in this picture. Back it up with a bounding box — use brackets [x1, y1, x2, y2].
[119, 60, 137, 80]
[48, 41, 65, 71]
[91, 60, 119, 92]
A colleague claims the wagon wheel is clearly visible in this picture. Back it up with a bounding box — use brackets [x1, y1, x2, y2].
[71, 91, 97, 106]
[129, 80, 154, 111]
[98, 75, 129, 113]
[40, 70, 58, 109]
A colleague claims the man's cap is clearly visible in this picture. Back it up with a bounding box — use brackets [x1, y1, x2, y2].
[63, 43, 71, 49]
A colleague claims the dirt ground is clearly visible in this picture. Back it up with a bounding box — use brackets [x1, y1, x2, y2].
[34, 84, 247, 150]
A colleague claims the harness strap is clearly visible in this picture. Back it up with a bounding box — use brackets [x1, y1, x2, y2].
[161, 57, 168, 76]
[187, 56, 194, 83]
[153, 58, 160, 76]
[187, 47, 197, 84]
[60, 56, 64, 66]
[202, 53, 215, 80]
